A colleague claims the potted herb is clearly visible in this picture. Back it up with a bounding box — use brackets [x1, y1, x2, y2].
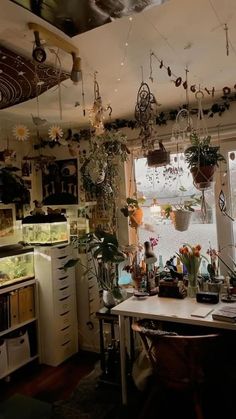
[184, 133, 225, 189]
[77, 230, 126, 308]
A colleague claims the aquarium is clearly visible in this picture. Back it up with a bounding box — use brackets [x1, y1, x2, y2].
[22, 214, 69, 246]
[0, 244, 34, 287]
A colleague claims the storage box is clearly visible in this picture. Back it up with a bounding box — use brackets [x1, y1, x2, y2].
[0, 340, 8, 377]
[6, 330, 30, 370]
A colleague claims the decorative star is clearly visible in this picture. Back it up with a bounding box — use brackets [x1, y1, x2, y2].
[18, 71, 25, 76]
[1, 56, 6, 59]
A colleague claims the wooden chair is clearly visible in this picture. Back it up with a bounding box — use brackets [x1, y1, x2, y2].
[132, 320, 222, 419]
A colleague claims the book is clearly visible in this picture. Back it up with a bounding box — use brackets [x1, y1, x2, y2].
[212, 306, 236, 323]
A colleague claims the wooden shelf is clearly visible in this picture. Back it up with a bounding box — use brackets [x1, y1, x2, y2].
[0, 355, 39, 380]
[0, 317, 37, 337]
[0, 278, 36, 295]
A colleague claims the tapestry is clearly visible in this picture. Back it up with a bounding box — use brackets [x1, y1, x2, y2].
[0, 44, 69, 109]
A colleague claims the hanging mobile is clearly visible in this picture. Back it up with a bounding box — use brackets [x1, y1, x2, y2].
[218, 189, 234, 221]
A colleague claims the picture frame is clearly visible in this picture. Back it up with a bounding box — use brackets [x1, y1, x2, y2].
[0, 204, 16, 239]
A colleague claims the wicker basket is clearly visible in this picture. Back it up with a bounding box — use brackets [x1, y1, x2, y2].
[147, 149, 170, 167]
[172, 210, 192, 232]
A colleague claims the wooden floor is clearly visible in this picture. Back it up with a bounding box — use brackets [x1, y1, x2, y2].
[0, 351, 99, 403]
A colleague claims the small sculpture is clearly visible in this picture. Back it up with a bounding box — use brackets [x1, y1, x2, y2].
[30, 200, 45, 216]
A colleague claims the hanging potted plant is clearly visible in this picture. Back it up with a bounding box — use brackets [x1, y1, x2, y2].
[120, 197, 143, 229]
[147, 141, 170, 167]
[184, 133, 225, 189]
[165, 193, 201, 232]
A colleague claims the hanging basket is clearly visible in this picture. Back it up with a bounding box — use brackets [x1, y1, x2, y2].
[147, 148, 170, 167]
[172, 210, 192, 232]
[190, 166, 215, 190]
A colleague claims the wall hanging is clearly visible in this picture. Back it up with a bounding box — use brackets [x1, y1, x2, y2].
[42, 159, 78, 205]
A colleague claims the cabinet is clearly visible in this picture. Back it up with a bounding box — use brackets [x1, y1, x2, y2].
[34, 244, 78, 366]
[0, 278, 39, 379]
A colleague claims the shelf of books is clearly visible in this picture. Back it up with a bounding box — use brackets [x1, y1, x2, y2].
[0, 278, 39, 379]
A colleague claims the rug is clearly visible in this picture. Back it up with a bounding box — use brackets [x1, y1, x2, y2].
[0, 394, 52, 419]
[52, 364, 142, 419]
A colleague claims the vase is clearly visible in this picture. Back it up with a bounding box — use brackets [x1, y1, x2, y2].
[187, 273, 199, 298]
[102, 290, 116, 309]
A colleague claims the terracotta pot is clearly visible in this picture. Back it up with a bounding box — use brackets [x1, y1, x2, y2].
[172, 210, 192, 232]
[190, 166, 215, 190]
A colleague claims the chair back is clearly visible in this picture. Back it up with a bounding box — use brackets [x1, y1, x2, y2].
[132, 321, 221, 390]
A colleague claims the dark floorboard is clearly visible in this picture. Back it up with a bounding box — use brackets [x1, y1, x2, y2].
[0, 351, 99, 403]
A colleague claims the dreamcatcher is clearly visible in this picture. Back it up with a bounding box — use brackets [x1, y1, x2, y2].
[134, 81, 158, 153]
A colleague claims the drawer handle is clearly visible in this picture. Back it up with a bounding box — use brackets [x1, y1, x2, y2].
[61, 325, 70, 331]
[62, 340, 71, 346]
[58, 256, 67, 260]
[59, 286, 69, 291]
[60, 311, 70, 316]
[59, 296, 70, 302]
[58, 276, 68, 281]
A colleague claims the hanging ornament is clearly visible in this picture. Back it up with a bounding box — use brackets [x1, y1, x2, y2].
[13, 125, 30, 141]
[48, 125, 64, 142]
[89, 72, 112, 135]
[218, 189, 234, 221]
[230, 152, 235, 161]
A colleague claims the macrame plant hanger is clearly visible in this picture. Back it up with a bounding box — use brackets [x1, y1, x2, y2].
[194, 89, 210, 221]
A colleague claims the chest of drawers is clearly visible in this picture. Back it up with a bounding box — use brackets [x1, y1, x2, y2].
[34, 245, 78, 366]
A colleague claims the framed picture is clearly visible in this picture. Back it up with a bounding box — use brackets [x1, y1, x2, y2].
[42, 159, 78, 205]
[0, 204, 16, 238]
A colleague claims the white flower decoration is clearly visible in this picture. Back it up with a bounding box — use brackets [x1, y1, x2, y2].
[48, 125, 64, 141]
[13, 125, 30, 141]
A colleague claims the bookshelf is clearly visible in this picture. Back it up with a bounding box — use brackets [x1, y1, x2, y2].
[0, 275, 39, 379]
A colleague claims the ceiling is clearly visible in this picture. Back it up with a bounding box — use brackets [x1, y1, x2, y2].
[0, 0, 236, 130]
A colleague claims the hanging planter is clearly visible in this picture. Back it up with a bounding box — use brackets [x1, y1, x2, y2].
[190, 165, 216, 190]
[147, 143, 170, 167]
[172, 209, 192, 232]
[184, 133, 225, 190]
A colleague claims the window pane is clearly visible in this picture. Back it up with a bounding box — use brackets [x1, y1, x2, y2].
[135, 154, 218, 266]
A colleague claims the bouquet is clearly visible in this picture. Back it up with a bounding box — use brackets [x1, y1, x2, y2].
[177, 244, 203, 284]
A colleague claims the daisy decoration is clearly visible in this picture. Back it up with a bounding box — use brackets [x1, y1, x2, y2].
[13, 125, 30, 141]
[48, 125, 64, 142]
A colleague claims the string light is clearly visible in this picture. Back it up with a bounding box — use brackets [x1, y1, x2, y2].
[113, 17, 133, 95]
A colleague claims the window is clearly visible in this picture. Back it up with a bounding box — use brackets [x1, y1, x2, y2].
[135, 153, 218, 267]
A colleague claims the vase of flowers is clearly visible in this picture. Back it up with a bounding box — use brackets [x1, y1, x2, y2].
[177, 244, 203, 298]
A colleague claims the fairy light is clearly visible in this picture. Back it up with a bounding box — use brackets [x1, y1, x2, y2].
[113, 16, 133, 94]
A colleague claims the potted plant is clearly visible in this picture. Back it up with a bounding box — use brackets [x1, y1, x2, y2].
[184, 133, 225, 189]
[78, 230, 126, 308]
[164, 190, 201, 232]
[120, 197, 143, 229]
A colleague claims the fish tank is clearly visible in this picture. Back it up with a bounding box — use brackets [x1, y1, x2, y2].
[0, 244, 34, 287]
[22, 214, 69, 246]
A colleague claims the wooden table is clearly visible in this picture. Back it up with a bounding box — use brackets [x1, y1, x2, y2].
[112, 295, 236, 404]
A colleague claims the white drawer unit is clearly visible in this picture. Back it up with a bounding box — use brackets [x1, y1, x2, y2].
[34, 245, 78, 366]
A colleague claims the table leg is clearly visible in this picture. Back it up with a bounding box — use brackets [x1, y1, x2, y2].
[99, 318, 105, 373]
[119, 314, 127, 405]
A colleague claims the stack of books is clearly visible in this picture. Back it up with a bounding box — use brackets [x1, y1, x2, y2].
[0, 285, 35, 331]
[212, 306, 236, 323]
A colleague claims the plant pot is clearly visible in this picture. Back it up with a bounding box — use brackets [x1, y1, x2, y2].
[147, 149, 170, 167]
[102, 290, 116, 309]
[190, 166, 215, 190]
[172, 210, 192, 232]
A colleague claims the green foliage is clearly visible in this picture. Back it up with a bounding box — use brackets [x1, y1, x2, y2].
[184, 133, 225, 168]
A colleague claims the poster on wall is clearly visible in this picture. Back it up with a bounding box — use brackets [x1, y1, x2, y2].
[42, 159, 78, 205]
[0, 205, 15, 238]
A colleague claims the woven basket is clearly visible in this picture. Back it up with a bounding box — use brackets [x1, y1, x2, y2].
[172, 210, 192, 232]
[147, 149, 170, 167]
